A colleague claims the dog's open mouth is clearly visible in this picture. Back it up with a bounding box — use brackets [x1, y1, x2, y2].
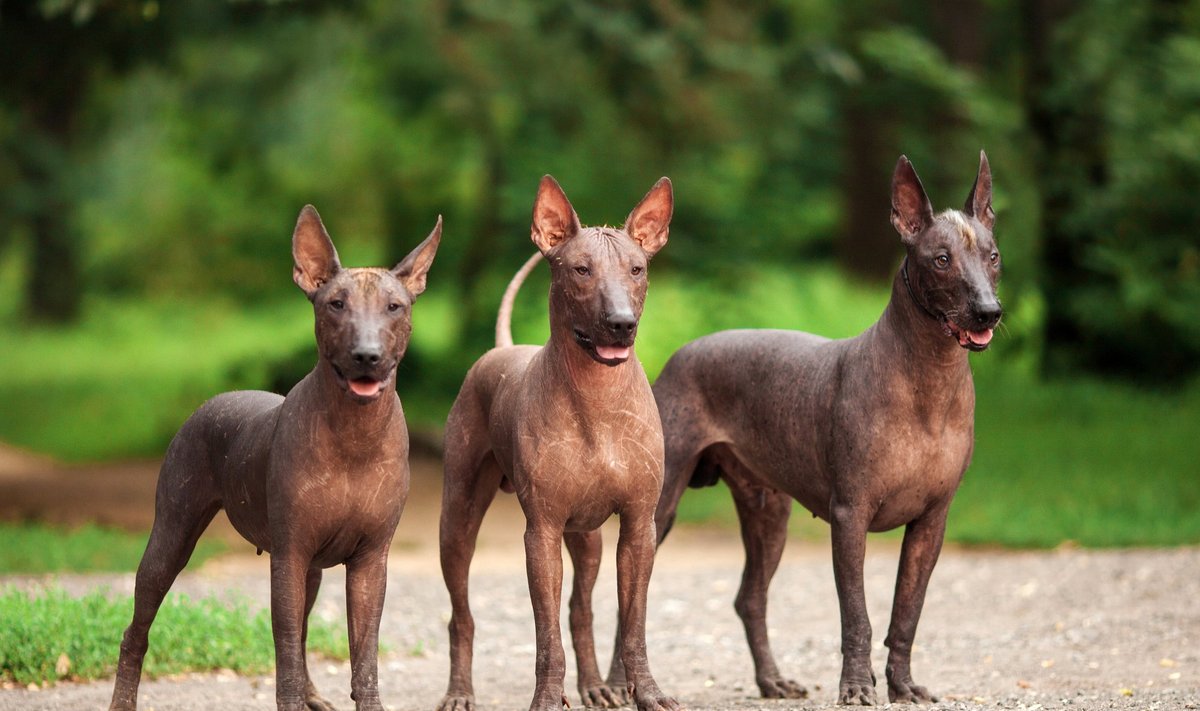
[944, 319, 994, 352]
[332, 363, 395, 401]
[573, 329, 632, 366]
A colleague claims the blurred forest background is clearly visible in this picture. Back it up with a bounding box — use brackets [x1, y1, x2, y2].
[1, 0, 1198, 547]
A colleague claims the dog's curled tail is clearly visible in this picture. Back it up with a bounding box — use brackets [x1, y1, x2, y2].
[495, 251, 544, 349]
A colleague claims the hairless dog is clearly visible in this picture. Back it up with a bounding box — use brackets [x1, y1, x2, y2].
[109, 206, 441, 711]
[609, 153, 1002, 706]
[436, 176, 680, 711]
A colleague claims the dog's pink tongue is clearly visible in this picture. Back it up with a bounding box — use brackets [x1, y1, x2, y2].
[595, 345, 631, 360]
[350, 378, 382, 397]
[967, 329, 994, 346]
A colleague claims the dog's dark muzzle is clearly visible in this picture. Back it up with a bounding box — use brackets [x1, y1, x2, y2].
[331, 357, 397, 400]
[574, 325, 636, 367]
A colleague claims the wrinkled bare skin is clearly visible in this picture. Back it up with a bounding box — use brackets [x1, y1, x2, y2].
[615, 153, 1002, 706]
[108, 206, 442, 711]
[437, 176, 681, 711]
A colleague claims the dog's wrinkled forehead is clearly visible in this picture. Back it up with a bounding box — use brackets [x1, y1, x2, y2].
[556, 226, 644, 263]
[932, 210, 992, 251]
[327, 268, 410, 303]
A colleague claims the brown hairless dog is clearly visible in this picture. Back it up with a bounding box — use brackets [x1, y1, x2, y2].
[108, 206, 441, 711]
[436, 176, 681, 711]
[612, 153, 1002, 705]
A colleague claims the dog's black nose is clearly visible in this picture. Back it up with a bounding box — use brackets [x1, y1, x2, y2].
[606, 312, 637, 337]
[352, 347, 382, 365]
[975, 301, 1003, 328]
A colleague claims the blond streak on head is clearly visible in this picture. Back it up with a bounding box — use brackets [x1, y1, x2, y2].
[938, 209, 976, 248]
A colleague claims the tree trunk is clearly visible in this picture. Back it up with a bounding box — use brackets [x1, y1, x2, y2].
[1021, 0, 1106, 376]
[836, 92, 897, 281]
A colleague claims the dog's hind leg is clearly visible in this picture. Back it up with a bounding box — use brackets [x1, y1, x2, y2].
[723, 456, 806, 699]
[109, 444, 220, 710]
[437, 443, 503, 711]
[565, 531, 623, 708]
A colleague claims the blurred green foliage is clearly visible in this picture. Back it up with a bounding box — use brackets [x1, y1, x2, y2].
[2, 0, 1197, 379]
[1, 1, 1199, 549]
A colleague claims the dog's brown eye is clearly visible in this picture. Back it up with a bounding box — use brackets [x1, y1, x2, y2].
[630, 265, 643, 276]
[329, 299, 345, 310]
[387, 303, 401, 312]
[934, 255, 950, 269]
[574, 265, 589, 276]
[990, 251, 1000, 266]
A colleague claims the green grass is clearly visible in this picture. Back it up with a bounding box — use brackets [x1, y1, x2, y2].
[0, 524, 224, 574]
[0, 586, 350, 685]
[950, 370, 1200, 547]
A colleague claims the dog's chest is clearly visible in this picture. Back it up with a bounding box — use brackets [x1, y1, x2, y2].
[860, 410, 974, 531]
[512, 411, 663, 529]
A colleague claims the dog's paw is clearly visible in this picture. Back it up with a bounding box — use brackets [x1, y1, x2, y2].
[757, 675, 808, 699]
[888, 679, 938, 705]
[306, 695, 340, 711]
[838, 679, 878, 706]
[437, 693, 476, 711]
[632, 689, 682, 711]
[526, 689, 569, 711]
[580, 682, 628, 708]
[603, 673, 630, 705]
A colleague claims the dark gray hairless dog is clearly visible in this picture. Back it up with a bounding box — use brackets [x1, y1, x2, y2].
[436, 176, 680, 711]
[108, 206, 441, 711]
[613, 153, 1002, 706]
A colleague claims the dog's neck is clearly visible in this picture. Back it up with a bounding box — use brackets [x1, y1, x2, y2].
[307, 358, 402, 437]
[544, 330, 643, 403]
[875, 266, 972, 376]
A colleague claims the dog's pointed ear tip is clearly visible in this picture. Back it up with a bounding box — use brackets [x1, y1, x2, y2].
[893, 155, 919, 180]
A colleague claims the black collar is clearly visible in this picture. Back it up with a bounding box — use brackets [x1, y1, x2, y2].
[901, 257, 941, 323]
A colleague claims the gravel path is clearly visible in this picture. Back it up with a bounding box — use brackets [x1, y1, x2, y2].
[2, 512, 1197, 711]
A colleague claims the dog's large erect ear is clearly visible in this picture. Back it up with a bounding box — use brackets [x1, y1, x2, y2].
[531, 175, 581, 254]
[964, 150, 995, 231]
[890, 156, 934, 243]
[392, 215, 443, 299]
[625, 177, 673, 258]
[293, 205, 341, 299]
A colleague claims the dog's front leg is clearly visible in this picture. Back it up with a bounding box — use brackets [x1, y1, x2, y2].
[272, 549, 314, 711]
[883, 504, 949, 704]
[525, 521, 568, 711]
[347, 545, 390, 711]
[831, 501, 877, 706]
[616, 511, 680, 711]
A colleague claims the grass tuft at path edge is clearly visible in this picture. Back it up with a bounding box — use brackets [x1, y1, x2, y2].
[0, 586, 351, 686]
